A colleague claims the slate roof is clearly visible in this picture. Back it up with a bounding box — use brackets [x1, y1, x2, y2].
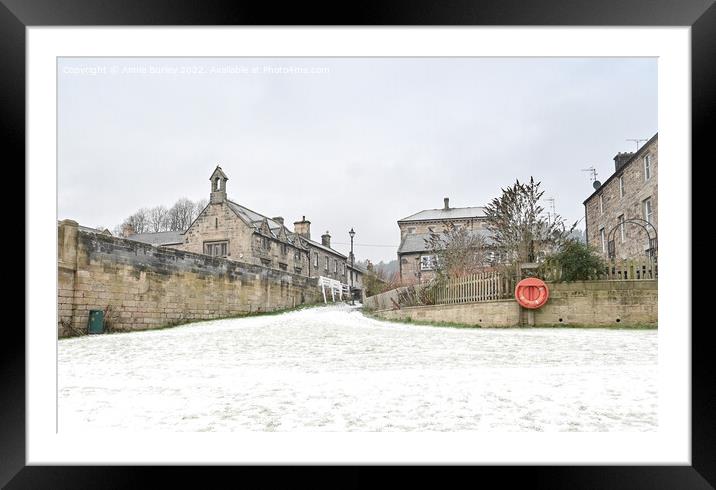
[225, 199, 347, 258]
[126, 231, 184, 246]
[77, 225, 112, 235]
[347, 262, 369, 274]
[299, 236, 348, 259]
[397, 229, 494, 255]
[398, 206, 487, 223]
[225, 200, 298, 241]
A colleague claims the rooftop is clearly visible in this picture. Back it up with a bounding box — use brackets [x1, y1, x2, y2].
[299, 236, 347, 259]
[398, 206, 487, 223]
[397, 229, 494, 255]
[583, 132, 658, 205]
[126, 230, 184, 246]
[77, 225, 111, 235]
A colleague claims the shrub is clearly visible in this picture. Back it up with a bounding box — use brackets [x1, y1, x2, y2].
[543, 239, 606, 281]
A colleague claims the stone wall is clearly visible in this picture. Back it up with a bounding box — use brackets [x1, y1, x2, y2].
[58, 220, 320, 337]
[584, 136, 658, 259]
[364, 280, 657, 327]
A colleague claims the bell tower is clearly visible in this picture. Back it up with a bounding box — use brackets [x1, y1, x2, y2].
[209, 165, 228, 204]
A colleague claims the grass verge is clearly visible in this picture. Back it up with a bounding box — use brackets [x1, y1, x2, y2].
[59, 302, 332, 339]
[361, 308, 656, 330]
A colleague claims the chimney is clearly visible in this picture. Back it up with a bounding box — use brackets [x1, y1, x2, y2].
[121, 223, 135, 238]
[614, 152, 635, 172]
[293, 216, 311, 240]
[444, 197, 450, 210]
[272, 216, 284, 226]
[321, 231, 331, 248]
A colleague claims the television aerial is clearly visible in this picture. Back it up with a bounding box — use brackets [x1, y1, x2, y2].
[581, 166, 598, 185]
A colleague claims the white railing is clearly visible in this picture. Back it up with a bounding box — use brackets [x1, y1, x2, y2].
[318, 276, 351, 303]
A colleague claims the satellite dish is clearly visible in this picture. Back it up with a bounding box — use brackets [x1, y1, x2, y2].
[592, 180, 602, 190]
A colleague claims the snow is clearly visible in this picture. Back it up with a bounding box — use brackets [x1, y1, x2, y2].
[58, 303, 657, 432]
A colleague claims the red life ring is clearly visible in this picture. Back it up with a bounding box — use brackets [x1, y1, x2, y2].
[514, 278, 549, 309]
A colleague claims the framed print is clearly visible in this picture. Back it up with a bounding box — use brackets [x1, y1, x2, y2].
[5, 0, 711, 487]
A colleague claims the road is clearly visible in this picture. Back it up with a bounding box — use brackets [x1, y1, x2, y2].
[59, 303, 657, 431]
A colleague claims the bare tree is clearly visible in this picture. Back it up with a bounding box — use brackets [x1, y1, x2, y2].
[167, 198, 196, 231]
[425, 222, 489, 280]
[122, 208, 150, 235]
[148, 205, 169, 232]
[114, 197, 208, 236]
[193, 198, 208, 220]
[484, 177, 576, 265]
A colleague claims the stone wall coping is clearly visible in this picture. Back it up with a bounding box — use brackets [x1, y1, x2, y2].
[77, 228, 315, 283]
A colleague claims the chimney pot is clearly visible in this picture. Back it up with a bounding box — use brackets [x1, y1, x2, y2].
[614, 152, 635, 172]
[293, 217, 311, 240]
[321, 231, 331, 248]
[444, 197, 450, 210]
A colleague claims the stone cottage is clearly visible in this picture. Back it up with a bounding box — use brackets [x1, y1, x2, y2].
[396, 197, 492, 283]
[583, 133, 658, 260]
[128, 166, 350, 283]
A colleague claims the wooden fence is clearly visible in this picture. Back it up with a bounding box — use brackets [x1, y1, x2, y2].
[429, 271, 515, 305]
[538, 258, 658, 281]
[393, 258, 657, 309]
[605, 257, 658, 280]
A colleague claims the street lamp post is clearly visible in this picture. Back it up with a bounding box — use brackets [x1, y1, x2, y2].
[349, 228, 355, 305]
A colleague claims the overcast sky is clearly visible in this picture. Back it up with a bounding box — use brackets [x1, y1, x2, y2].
[58, 57, 656, 263]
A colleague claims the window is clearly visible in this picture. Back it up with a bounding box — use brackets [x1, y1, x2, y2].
[314, 253, 318, 268]
[279, 263, 287, 271]
[619, 175, 625, 198]
[281, 243, 287, 255]
[215, 217, 218, 229]
[334, 260, 338, 273]
[420, 255, 437, 271]
[643, 197, 653, 224]
[204, 241, 228, 258]
[644, 154, 652, 180]
[599, 228, 606, 253]
[261, 237, 270, 250]
[599, 194, 604, 214]
[325, 257, 329, 270]
[294, 251, 301, 262]
[294, 267, 302, 274]
[618, 214, 626, 242]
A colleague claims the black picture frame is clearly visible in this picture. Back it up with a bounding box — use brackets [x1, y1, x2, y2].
[5, 0, 709, 487]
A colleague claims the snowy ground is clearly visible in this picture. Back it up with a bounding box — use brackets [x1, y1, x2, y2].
[58, 303, 657, 432]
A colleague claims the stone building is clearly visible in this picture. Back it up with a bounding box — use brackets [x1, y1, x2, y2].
[583, 133, 658, 260]
[397, 197, 491, 283]
[128, 166, 350, 283]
